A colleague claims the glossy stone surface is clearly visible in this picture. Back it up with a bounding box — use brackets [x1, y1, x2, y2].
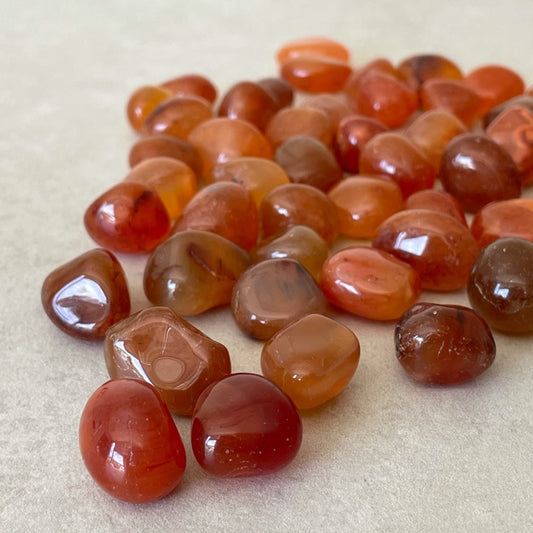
[276, 36, 350, 63]
[404, 189, 467, 226]
[483, 95, 533, 128]
[41, 249, 130, 340]
[191, 373, 302, 477]
[104, 307, 231, 415]
[439, 133, 521, 213]
[231, 258, 326, 340]
[372, 209, 480, 291]
[395, 303, 496, 385]
[84, 182, 171, 253]
[144, 230, 250, 315]
[467, 238, 533, 334]
[397, 53, 463, 90]
[320, 246, 421, 321]
[261, 314, 360, 410]
[79, 378, 186, 503]
[257, 77, 294, 109]
[126, 85, 172, 131]
[173, 181, 258, 250]
[160, 73, 218, 104]
[300, 93, 354, 130]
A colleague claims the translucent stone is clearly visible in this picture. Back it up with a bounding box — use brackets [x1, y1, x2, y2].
[261, 313, 360, 410]
[41, 249, 130, 340]
[79, 378, 186, 503]
[300, 93, 354, 130]
[404, 189, 467, 226]
[257, 77, 294, 109]
[397, 54, 463, 91]
[104, 306, 231, 415]
[395, 303, 496, 385]
[483, 95, 533, 128]
[160, 73, 218, 104]
[320, 246, 421, 321]
[343, 58, 398, 93]
[231, 258, 326, 340]
[276, 36, 350, 63]
[191, 373, 302, 477]
[144, 230, 250, 315]
[126, 85, 172, 131]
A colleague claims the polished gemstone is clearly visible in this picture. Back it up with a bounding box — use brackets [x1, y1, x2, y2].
[160, 73, 218, 104]
[300, 93, 354, 131]
[404, 189, 467, 226]
[276, 36, 350, 63]
[397, 53, 463, 90]
[126, 85, 172, 131]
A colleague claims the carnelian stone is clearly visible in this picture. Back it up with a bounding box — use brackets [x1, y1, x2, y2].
[397, 54, 463, 91]
[359, 132, 436, 198]
[104, 307, 231, 415]
[41, 249, 130, 340]
[404, 189, 467, 226]
[257, 77, 294, 109]
[343, 58, 398, 91]
[300, 93, 354, 130]
[173, 181, 258, 250]
[276, 36, 350, 63]
[191, 373, 302, 477]
[142, 95, 213, 140]
[372, 209, 480, 291]
[188, 117, 273, 177]
[274, 135, 343, 191]
[128, 134, 203, 178]
[210, 157, 290, 208]
[84, 182, 171, 254]
[467, 238, 533, 334]
[470, 198, 533, 247]
[328, 176, 404, 238]
[395, 303, 496, 385]
[144, 230, 250, 316]
[320, 246, 421, 321]
[439, 133, 521, 213]
[464, 64, 525, 116]
[125, 157, 197, 219]
[483, 95, 533, 128]
[334, 115, 388, 173]
[261, 314, 360, 410]
[250, 225, 329, 281]
[218, 81, 278, 131]
[259, 183, 339, 244]
[126, 85, 173, 131]
[231, 258, 326, 340]
[79, 378, 186, 503]
[160, 73, 217, 104]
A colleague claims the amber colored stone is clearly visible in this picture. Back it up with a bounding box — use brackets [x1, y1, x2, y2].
[250, 225, 329, 281]
[300, 93, 354, 131]
[261, 314, 360, 410]
[188, 117, 273, 177]
[344, 58, 398, 90]
[126, 85, 173, 131]
[469, 198, 533, 248]
[419, 78, 480, 127]
[483, 95, 533, 128]
[344, 71, 418, 128]
[231, 258, 326, 340]
[191, 373, 302, 477]
[328, 176, 404, 238]
[128, 134, 203, 178]
[464, 64, 525, 116]
[404, 109, 468, 171]
[257, 77, 294, 109]
[125, 157, 197, 219]
[144, 230, 250, 316]
[104, 307, 231, 415]
[439, 133, 521, 213]
[395, 303, 496, 385]
[404, 189, 467, 226]
[210, 156, 290, 208]
[260, 183, 339, 244]
[41, 249, 130, 340]
[274, 135, 343, 191]
[486, 105, 533, 185]
[276, 36, 350, 63]
[334, 115, 388, 173]
[142, 95, 213, 140]
[372, 209, 480, 291]
[173, 182, 258, 250]
[160, 73, 217, 104]
[359, 132, 436, 198]
[397, 54, 463, 91]
[79, 378, 186, 503]
[265, 106, 333, 148]
[320, 246, 421, 321]
[467, 238, 533, 334]
[84, 182, 171, 254]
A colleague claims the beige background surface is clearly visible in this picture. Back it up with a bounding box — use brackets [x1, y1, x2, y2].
[1, 1, 532, 531]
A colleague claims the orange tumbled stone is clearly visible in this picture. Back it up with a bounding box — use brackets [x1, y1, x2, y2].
[483, 95, 533, 128]
[160, 73, 218, 104]
[261, 314, 360, 410]
[320, 246, 421, 321]
[144, 230, 250, 315]
[276, 36, 350, 63]
[126, 85, 173, 131]
[257, 77, 294, 109]
[84, 182, 171, 253]
[397, 53, 463, 91]
[405, 189, 467, 226]
[173, 181, 258, 251]
[104, 306, 231, 416]
[41, 249, 130, 340]
[300, 93, 354, 131]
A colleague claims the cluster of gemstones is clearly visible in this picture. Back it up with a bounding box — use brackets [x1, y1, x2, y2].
[41, 36, 533, 503]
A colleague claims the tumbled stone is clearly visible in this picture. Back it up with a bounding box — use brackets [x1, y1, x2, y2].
[404, 189, 467, 226]
[160, 73, 218, 104]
